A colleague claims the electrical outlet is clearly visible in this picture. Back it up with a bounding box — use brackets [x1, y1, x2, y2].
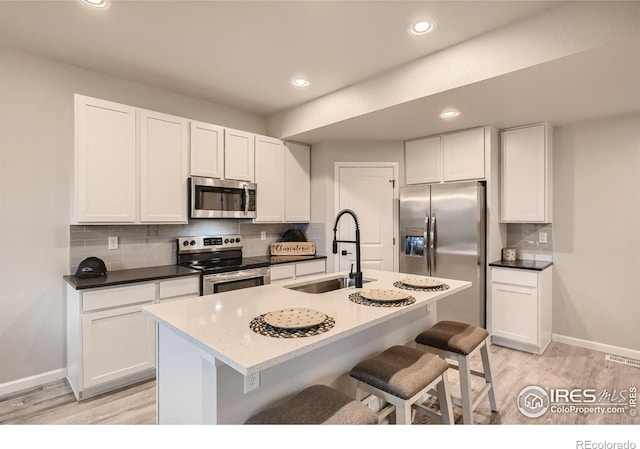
[538, 232, 548, 244]
[260, 231, 266, 241]
[108, 236, 118, 250]
[244, 371, 260, 393]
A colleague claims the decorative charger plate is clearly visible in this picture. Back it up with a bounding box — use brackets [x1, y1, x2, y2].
[359, 289, 410, 302]
[263, 308, 327, 330]
[401, 277, 444, 288]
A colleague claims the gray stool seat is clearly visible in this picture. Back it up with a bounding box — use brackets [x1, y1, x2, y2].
[244, 385, 378, 425]
[350, 345, 449, 400]
[415, 320, 489, 355]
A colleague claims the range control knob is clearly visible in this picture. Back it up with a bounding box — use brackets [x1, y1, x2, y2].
[235, 238, 241, 243]
[182, 241, 189, 246]
[190, 240, 196, 246]
[224, 238, 229, 244]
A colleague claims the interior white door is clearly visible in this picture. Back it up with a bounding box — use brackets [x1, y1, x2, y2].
[335, 166, 396, 272]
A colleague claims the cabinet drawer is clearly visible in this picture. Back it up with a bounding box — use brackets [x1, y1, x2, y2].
[159, 277, 200, 299]
[491, 268, 538, 288]
[82, 283, 156, 312]
[270, 264, 296, 282]
[295, 260, 326, 277]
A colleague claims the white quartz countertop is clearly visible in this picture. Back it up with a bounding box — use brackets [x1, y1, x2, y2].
[143, 269, 471, 376]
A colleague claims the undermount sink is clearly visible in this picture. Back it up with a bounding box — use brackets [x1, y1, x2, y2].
[284, 275, 375, 294]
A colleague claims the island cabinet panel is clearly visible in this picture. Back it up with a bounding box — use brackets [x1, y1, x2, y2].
[74, 95, 137, 223]
[139, 110, 189, 223]
[284, 142, 311, 222]
[500, 123, 552, 223]
[224, 128, 255, 182]
[405, 136, 441, 185]
[254, 135, 286, 222]
[442, 127, 485, 182]
[190, 121, 224, 179]
[490, 266, 552, 355]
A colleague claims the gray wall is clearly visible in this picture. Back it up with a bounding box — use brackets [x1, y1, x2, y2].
[0, 45, 266, 385]
[553, 113, 640, 351]
[310, 140, 404, 273]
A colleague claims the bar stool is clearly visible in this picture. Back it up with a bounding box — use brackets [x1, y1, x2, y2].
[349, 345, 454, 425]
[415, 321, 498, 424]
[244, 384, 378, 424]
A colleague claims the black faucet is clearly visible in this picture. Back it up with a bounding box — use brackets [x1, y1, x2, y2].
[332, 209, 363, 288]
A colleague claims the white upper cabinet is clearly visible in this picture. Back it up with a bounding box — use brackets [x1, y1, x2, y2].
[284, 141, 311, 222]
[224, 128, 255, 182]
[139, 110, 189, 223]
[190, 121, 224, 179]
[442, 127, 485, 182]
[500, 123, 552, 223]
[254, 135, 285, 222]
[405, 136, 442, 185]
[74, 95, 137, 223]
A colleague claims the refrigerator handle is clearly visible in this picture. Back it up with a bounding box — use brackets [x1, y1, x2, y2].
[424, 214, 430, 273]
[430, 214, 437, 272]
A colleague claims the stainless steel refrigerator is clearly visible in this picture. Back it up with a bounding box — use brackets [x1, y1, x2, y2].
[400, 181, 486, 328]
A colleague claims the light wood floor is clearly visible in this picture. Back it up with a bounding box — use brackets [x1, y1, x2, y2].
[1, 341, 637, 425]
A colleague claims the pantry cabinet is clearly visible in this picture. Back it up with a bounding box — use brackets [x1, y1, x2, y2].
[224, 128, 255, 182]
[490, 266, 552, 355]
[139, 110, 189, 223]
[404, 127, 487, 185]
[190, 120, 224, 179]
[500, 123, 553, 223]
[74, 95, 137, 223]
[254, 135, 286, 222]
[65, 275, 199, 400]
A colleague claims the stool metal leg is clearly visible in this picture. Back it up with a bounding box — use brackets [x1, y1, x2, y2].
[458, 355, 474, 425]
[480, 341, 498, 412]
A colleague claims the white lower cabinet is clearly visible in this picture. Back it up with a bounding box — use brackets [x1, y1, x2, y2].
[270, 259, 326, 284]
[490, 267, 552, 355]
[65, 275, 199, 400]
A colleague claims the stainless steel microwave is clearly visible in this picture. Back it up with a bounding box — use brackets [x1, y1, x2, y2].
[189, 176, 257, 219]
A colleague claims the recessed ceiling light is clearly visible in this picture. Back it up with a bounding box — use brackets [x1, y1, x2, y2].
[292, 78, 310, 87]
[409, 21, 435, 35]
[440, 110, 461, 119]
[82, 0, 108, 8]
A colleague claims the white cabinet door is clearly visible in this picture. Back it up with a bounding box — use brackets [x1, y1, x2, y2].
[405, 136, 441, 184]
[139, 110, 189, 223]
[255, 135, 285, 222]
[284, 142, 311, 222]
[500, 123, 552, 222]
[224, 128, 255, 182]
[191, 121, 224, 178]
[491, 282, 538, 346]
[82, 302, 156, 389]
[442, 128, 485, 182]
[74, 95, 137, 223]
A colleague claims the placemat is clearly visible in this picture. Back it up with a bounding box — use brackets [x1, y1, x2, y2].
[393, 281, 450, 292]
[348, 292, 416, 308]
[249, 314, 335, 338]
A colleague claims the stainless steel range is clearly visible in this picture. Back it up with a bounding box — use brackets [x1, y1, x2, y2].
[177, 235, 270, 296]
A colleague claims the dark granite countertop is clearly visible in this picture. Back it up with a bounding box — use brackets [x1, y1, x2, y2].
[64, 265, 200, 290]
[489, 259, 553, 271]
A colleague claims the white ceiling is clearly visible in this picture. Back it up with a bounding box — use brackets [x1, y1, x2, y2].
[1, 1, 638, 143]
[0, 1, 559, 116]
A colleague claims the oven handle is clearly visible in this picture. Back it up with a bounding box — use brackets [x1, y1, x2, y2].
[203, 267, 271, 284]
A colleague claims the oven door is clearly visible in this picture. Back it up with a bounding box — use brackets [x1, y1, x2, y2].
[190, 176, 256, 219]
[203, 267, 270, 295]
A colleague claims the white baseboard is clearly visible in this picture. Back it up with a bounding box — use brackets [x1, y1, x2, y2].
[552, 334, 640, 361]
[0, 368, 67, 398]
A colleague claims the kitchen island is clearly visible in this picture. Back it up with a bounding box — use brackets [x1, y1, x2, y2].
[142, 269, 471, 424]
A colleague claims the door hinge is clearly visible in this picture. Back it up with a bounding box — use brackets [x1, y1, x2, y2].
[389, 179, 396, 188]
